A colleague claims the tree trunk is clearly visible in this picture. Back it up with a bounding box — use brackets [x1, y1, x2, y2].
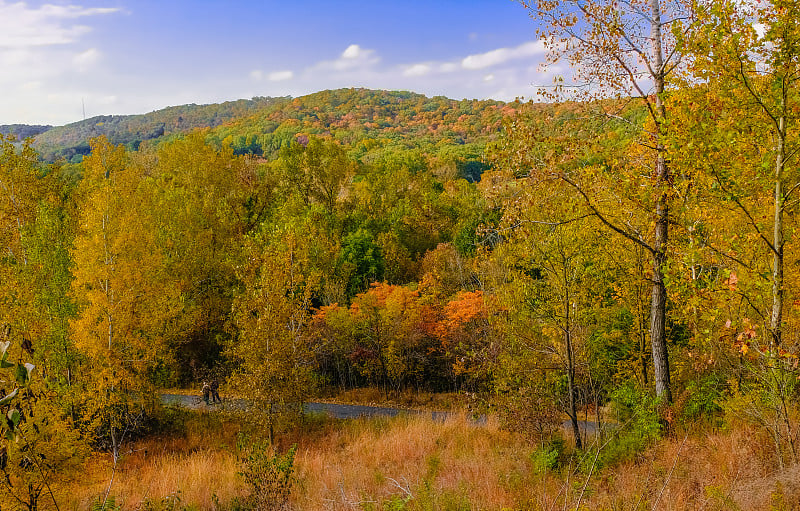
[566, 334, 582, 449]
[649, 0, 672, 403]
[771, 113, 786, 347]
[564, 279, 582, 449]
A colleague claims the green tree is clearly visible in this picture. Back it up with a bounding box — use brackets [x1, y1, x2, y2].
[336, 228, 385, 298]
[228, 228, 320, 443]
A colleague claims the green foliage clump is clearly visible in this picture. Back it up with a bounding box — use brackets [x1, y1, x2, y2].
[337, 228, 385, 298]
[235, 434, 297, 511]
[598, 384, 663, 468]
[530, 438, 565, 474]
[681, 373, 726, 424]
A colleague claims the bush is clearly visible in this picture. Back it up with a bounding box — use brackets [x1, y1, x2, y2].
[530, 437, 565, 473]
[681, 373, 725, 424]
[598, 384, 662, 467]
[236, 434, 297, 510]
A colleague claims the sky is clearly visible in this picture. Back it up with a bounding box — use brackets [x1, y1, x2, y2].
[0, 0, 563, 126]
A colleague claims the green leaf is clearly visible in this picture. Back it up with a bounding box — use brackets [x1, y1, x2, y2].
[0, 360, 13, 369]
[0, 388, 17, 406]
[15, 364, 28, 385]
[7, 409, 20, 428]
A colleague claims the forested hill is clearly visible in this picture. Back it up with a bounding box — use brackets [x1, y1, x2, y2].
[0, 124, 52, 140]
[30, 96, 286, 162]
[26, 89, 522, 179]
[206, 89, 515, 161]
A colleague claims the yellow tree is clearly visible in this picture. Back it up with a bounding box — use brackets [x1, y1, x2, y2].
[70, 137, 172, 479]
[142, 133, 270, 381]
[520, 0, 698, 401]
[228, 227, 320, 443]
[667, 0, 800, 466]
[675, 0, 800, 348]
[0, 135, 44, 346]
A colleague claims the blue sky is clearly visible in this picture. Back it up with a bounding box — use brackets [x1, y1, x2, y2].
[0, 0, 563, 125]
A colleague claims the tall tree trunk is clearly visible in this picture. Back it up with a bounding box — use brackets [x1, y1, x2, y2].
[566, 328, 582, 449]
[771, 113, 786, 347]
[563, 274, 582, 449]
[649, 0, 672, 402]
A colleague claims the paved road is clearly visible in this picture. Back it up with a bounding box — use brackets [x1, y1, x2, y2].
[161, 394, 606, 434]
[161, 394, 455, 421]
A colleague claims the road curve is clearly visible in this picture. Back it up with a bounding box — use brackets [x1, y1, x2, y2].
[161, 393, 455, 421]
[161, 393, 606, 434]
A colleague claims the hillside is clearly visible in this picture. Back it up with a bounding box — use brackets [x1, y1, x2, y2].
[26, 89, 523, 182]
[0, 124, 52, 140]
[31, 96, 287, 162]
[206, 88, 520, 180]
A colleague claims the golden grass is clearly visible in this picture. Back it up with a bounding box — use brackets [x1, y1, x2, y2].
[317, 387, 469, 411]
[58, 410, 800, 511]
[62, 411, 244, 510]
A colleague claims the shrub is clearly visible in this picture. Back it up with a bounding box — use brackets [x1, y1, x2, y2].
[236, 434, 297, 510]
[598, 383, 662, 467]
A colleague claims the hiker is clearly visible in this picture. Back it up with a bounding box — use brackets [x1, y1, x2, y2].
[202, 381, 210, 405]
[209, 379, 221, 404]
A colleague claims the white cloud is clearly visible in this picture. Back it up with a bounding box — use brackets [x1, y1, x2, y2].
[311, 44, 380, 72]
[403, 63, 432, 77]
[268, 70, 293, 81]
[483, 74, 495, 82]
[249, 69, 294, 82]
[341, 44, 362, 59]
[73, 47, 101, 72]
[461, 40, 546, 70]
[0, 2, 119, 48]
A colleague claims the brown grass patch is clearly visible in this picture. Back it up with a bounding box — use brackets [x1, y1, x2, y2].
[57, 410, 800, 511]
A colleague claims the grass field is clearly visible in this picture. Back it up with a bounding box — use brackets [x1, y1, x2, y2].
[58, 405, 800, 511]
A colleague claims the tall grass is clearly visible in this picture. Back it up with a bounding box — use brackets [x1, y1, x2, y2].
[60, 410, 797, 510]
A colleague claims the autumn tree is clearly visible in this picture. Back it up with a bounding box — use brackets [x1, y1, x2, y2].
[0, 135, 45, 352]
[666, 0, 800, 465]
[70, 137, 171, 472]
[276, 136, 354, 212]
[519, 0, 698, 401]
[228, 227, 320, 443]
[675, 0, 800, 348]
[435, 290, 495, 393]
[140, 133, 271, 381]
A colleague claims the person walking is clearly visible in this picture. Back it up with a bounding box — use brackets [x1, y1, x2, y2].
[202, 381, 210, 405]
[209, 379, 221, 404]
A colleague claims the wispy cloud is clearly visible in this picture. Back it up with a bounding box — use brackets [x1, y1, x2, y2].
[461, 41, 546, 70]
[253, 40, 555, 104]
[0, 2, 120, 123]
[268, 70, 294, 81]
[311, 44, 381, 72]
[0, 2, 119, 47]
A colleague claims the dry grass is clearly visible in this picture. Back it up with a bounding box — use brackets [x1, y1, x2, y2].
[57, 410, 800, 511]
[317, 387, 470, 411]
[293, 413, 527, 510]
[62, 411, 244, 510]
